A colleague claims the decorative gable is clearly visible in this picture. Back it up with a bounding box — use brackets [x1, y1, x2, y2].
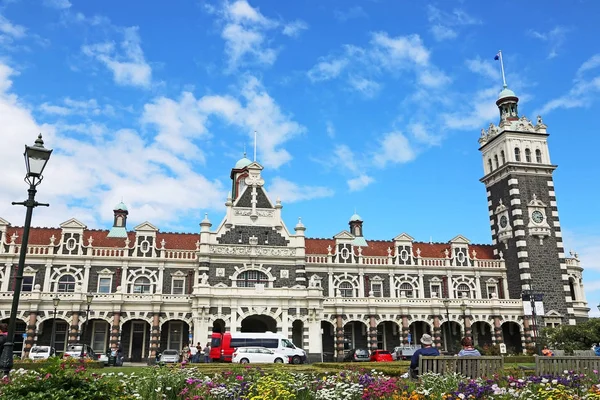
[0, 217, 10, 227]
[333, 231, 354, 241]
[449, 235, 470, 245]
[134, 222, 159, 233]
[393, 233, 414, 243]
[59, 218, 87, 230]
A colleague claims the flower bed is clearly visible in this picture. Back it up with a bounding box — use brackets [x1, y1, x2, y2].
[1, 359, 600, 399]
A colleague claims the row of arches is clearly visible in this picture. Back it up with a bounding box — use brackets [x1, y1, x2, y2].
[487, 147, 544, 173]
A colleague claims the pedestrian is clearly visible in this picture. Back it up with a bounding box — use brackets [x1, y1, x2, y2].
[182, 343, 190, 362]
[189, 341, 198, 363]
[203, 342, 211, 363]
[409, 334, 440, 378]
[541, 345, 554, 357]
[593, 343, 600, 357]
[458, 337, 481, 356]
[0, 323, 8, 353]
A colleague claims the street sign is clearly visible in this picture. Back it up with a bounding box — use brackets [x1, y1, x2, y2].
[499, 343, 507, 354]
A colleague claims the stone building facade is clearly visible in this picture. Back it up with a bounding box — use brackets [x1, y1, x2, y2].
[0, 86, 590, 362]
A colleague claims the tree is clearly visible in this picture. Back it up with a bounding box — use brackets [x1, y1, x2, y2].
[542, 318, 600, 354]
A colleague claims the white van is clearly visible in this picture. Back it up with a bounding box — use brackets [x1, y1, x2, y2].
[228, 332, 307, 364]
[28, 346, 55, 360]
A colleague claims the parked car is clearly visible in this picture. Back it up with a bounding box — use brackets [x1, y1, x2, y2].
[159, 349, 181, 363]
[28, 346, 55, 360]
[392, 345, 421, 360]
[63, 344, 96, 360]
[232, 347, 288, 364]
[97, 352, 109, 364]
[370, 350, 393, 362]
[343, 348, 370, 362]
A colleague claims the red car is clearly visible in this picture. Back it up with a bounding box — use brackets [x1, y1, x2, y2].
[370, 350, 393, 362]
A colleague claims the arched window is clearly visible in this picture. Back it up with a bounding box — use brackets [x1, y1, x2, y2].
[514, 147, 521, 162]
[535, 149, 542, 163]
[456, 283, 471, 298]
[500, 150, 506, 164]
[237, 270, 268, 288]
[494, 155, 499, 169]
[525, 148, 532, 162]
[57, 274, 76, 292]
[339, 281, 354, 297]
[487, 159, 493, 172]
[132, 276, 152, 294]
[399, 282, 414, 298]
[568, 278, 576, 301]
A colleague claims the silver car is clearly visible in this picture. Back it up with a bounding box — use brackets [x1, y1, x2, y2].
[29, 346, 55, 360]
[159, 349, 180, 363]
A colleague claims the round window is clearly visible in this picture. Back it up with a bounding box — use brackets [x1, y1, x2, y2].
[340, 247, 349, 260]
[400, 249, 409, 261]
[66, 238, 76, 251]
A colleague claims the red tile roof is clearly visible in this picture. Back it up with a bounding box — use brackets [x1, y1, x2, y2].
[3, 227, 495, 259]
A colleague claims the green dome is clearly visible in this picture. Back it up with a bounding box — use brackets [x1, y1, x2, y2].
[349, 213, 362, 222]
[498, 87, 516, 100]
[234, 157, 252, 169]
[114, 201, 128, 211]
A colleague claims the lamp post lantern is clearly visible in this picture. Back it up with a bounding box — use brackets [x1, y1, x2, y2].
[460, 301, 468, 338]
[442, 298, 450, 352]
[0, 134, 52, 377]
[79, 293, 94, 360]
[50, 296, 60, 356]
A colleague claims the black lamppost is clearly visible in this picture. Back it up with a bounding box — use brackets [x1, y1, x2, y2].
[442, 298, 450, 352]
[79, 293, 94, 360]
[50, 296, 60, 356]
[0, 134, 52, 376]
[460, 300, 468, 338]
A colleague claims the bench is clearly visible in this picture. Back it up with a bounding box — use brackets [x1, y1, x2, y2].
[535, 356, 600, 375]
[418, 356, 504, 378]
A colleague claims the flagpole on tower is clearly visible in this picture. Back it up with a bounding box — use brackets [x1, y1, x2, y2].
[498, 50, 507, 88]
[253, 130, 257, 162]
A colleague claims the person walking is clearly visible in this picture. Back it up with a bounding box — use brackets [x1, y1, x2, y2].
[0, 323, 8, 354]
[409, 334, 440, 378]
[203, 342, 211, 363]
[189, 342, 198, 363]
[458, 337, 481, 356]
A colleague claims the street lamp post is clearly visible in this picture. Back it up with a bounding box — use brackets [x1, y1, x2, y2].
[50, 296, 60, 356]
[79, 293, 94, 360]
[460, 301, 468, 338]
[442, 298, 450, 353]
[0, 134, 52, 377]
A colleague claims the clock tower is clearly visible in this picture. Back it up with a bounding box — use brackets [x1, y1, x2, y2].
[479, 85, 574, 325]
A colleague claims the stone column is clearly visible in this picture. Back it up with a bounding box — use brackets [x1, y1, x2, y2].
[523, 317, 534, 353]
[463, 314, 472, 339]
[493, 316, 503, 345]
[368, 315, 377, 352]
[110, 312, 121, 350]
[401, 315, 409, 345]
[148, 313, 160, 365]
[335, 315, 344, 361]
[433, 315, 441, 349]
[23, 311, 37, 358]
[68, 312, 80, 345]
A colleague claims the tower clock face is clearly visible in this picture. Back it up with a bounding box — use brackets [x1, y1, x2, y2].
[499, 215, 508, 228]
[531, 210, 544, 223]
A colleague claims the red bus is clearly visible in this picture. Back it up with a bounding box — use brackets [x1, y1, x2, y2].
[209, 332, 307, 363]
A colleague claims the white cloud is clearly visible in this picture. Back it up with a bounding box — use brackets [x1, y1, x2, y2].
[334, 6, 367, 22]
[307, 58, 348, 82]
[370, 32, 430, 67]
[347, 174, 374, 192]
[466, 57, 501, 81]
[212, 0, 282, 71]
[39, 97, 115, 117]
[409, 123, 441, 146]
[426, 5, 480, 42]
[325, 121, 335, 138]
[43, 0, 71, 9]
[0, 61, 225, 230]
[430, 25, 457, 41]
[373, 131, 416, 168]
[442, 87, 499, 130]
[267, 176, 334, 203]
[0, 14, 26, 39]
[537, 55, 600, 115]
[417, 68, 451, 88]
[528, 26, 569, 59]
[347, 75, 380, 98]
[282, 20, 308, 37]
[82, 26, 152, 88]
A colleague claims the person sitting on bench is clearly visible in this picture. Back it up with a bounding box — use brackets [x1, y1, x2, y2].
[458, 337, 481, 356]
[409, 334, 440, 378]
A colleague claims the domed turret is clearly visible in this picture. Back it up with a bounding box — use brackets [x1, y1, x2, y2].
[108, 201, 129, 238]
[234, 156, 252, 169]
[114, 201, 128, 211]
[349, 213, 362, 222]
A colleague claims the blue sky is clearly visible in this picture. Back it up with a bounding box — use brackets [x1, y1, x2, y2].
[0, 0, 599, 315]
